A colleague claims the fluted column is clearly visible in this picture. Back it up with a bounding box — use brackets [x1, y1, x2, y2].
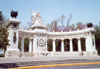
[69, 38, 73, 52]
[29, 39, 32, 52]
[53, 39, 56, 52]
[21, 37, 24, 52]
[61, 39, 64, 52]
[78, 38, 81, 51]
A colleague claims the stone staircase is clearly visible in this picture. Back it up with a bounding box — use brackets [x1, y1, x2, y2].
[24, 52, 34, 57]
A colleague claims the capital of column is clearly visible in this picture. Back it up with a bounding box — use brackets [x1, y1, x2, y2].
[84, 36, 87, 39]
[69, 38, 73, 40]
[53, 38, 56, 41]
[77, 37, 81, 40]
[61, 38, 64, 41]
[29, 39, 32, 41]
[21, 37, 25, 40]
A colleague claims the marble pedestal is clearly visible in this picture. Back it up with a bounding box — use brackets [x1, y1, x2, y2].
[5, 49, 20, 57]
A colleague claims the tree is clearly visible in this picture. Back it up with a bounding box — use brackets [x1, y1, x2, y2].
[0, 11, 8, 28]
[0, 11, 3, 26]
[70, 24, 75, 30]
[0, 11, 9, 51]
[81, 38, 86, 51]
[47, 39, 52, 51]
[59, 15, 65, 27]
[24, 38, 29, 52]
[64, 39, 70, 51]
[66, 14, 72, 27]
[46, 19, 59, 32]
[95, 25, 100, 55]
[56, 39, 61, 51]
[18, 38, 29, 52]
[0, 26, 10, 50]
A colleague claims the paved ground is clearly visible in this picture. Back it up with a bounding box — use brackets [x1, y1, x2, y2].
[0, 56, 100, 68]
[36, 64, 100, 69]
[0, 56, 100, 64]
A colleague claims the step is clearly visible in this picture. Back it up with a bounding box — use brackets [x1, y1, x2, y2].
[53, 52, 79, 56]
[24, 52, 34, 57]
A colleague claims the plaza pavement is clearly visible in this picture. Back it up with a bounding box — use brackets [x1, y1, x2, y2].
[0, 56, 100, 68]
[0, 56, 100, 64]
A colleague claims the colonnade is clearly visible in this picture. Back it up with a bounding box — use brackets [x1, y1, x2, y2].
[52, 38, 82, 52]
[20, 37, 96, 53]
[20, 38, 33, 52]
[20, 37, 83, 52]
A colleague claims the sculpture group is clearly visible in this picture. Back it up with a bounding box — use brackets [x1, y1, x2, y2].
[5, 9, 98, 57]
[30, 9, 42, 25]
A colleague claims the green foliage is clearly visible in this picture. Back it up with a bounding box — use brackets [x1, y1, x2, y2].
[0, 26, 10, 50]
[0, 11, 3, 26]
[64, 39, 70, 51]
[70, 24, 75, 30]
[0, 11, 9, 51]
[76, 22, 82, 30]
[18, 38, 29, 52]
[81, 38, 86, 51]
[72, 38, 78, 51]
[0, 11, 8, 28]
[24, 38, 29, 52]
[95, 26, 100, 54]
[47, 39, 52, 51]
[56, 39, 61, 51]
[18, 38, 21, 50]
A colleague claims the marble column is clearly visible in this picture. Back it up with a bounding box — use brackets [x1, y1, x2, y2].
[33, 39, 34, 52]
[53, 39, 56, 52]
[61, 39, 64, 52]
[85, 37, 88, 51]
[29, 39, 32, 52]
[78, 38, 81, 51]
[93, 37, 96, 50]
[46, 39, 47, 51]
[21, 37, 24, 57]
[21, 37, 24, 52]
[69, 38, 73, 52]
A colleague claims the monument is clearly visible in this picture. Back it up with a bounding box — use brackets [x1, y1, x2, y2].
[5, 9, 98, 57]
[30, 9, 49, 56]
[5, 10, 21, 57]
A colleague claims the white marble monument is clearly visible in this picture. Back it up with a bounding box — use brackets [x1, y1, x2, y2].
[5, 9, 98, 57]
[5, 18, 21, 57]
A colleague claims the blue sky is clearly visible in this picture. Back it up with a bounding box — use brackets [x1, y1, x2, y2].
[0, 0, 100, 28]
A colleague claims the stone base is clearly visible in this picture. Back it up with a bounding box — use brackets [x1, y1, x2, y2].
[24, 52, 34, 57]
[5, 49, 20, 57]
[33, 51, 53, 56]
[86, 50, 98, 56]
[53, 51, 98, 56]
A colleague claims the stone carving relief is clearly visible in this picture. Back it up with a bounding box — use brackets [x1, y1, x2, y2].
[37, 38, 46, 47]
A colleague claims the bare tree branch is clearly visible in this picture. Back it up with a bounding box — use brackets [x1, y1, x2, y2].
[67, 14, 72, 27]
[59, 15, 65, 28]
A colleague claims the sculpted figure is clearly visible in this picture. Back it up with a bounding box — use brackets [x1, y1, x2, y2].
[87, 22, 93, 28]
[11, 10, 18, 18]
[30, 9, 42, 25]
[30, 9, 40, 18]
